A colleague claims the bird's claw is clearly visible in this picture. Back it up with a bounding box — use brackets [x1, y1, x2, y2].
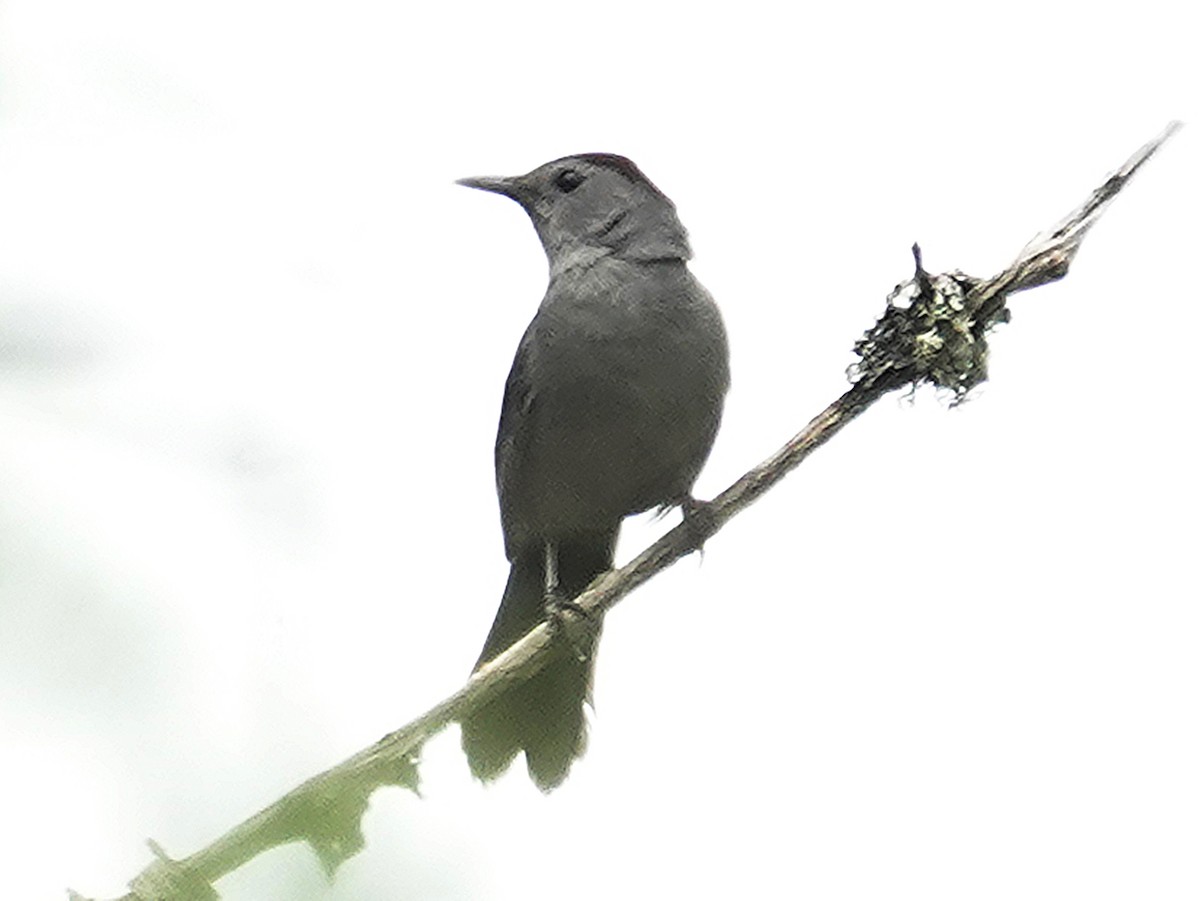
[679, 495, 718, 549]
[544, 591, 595, 663]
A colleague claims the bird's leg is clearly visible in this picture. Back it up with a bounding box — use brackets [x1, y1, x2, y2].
[679, 493, 718, 555]
[541, 539, 580, 615]
[543, 539, 560, 598]
[542, 540, 593, 662]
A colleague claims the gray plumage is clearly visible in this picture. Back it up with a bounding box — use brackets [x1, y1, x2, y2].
[457, 154, 729, 791]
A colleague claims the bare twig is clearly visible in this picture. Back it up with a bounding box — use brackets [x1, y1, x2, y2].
[72, 121, 1180, 901]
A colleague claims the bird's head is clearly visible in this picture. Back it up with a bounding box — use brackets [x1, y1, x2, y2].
[458, 153, 691, 273]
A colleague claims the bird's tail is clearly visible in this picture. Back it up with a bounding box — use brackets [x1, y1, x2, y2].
[460, 530, 615, 792]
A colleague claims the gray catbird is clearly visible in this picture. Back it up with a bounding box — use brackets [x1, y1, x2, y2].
[457, 153, 730, 791]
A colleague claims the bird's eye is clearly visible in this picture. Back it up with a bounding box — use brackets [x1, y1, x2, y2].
[553, 169, 586, 193]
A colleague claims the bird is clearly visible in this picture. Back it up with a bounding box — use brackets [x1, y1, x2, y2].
[456, 153, 730, 791]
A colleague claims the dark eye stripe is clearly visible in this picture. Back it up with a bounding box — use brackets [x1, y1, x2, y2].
[554, 169, 586, 193]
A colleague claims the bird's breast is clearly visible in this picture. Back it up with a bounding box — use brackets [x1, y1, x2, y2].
[505, 264, 728, 535]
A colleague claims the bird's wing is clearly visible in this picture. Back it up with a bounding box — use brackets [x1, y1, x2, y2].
[495, 325, 537, 558]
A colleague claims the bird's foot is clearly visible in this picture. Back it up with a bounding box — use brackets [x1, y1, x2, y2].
[543, 587, 588, 619]
[544, 590, 596, 663]
[679, 494, 718, 551]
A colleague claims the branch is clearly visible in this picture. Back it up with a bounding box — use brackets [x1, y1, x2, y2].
[72, 121, 1181, 901]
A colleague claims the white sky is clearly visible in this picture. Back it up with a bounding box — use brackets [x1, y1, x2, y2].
[1, 2, 1196, 899]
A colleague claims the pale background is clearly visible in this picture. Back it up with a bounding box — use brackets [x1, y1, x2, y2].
[1, 2, 1196, 899]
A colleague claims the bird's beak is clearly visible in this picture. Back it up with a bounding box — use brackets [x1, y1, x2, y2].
[456, 175, 528, 204]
